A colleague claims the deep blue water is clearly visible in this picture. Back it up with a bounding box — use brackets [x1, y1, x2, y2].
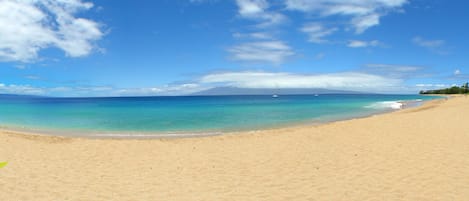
[0, 94, 441, 136]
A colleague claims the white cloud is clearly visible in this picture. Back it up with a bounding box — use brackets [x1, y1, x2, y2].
[0, 0, 104, 62]
[364, 63, 428, 78]
[415, 83, 451, 91]
[114, 84, 204, 96]
[199, 71, 402, 92]
[230, 1, 290, 64]
[4, 68, 432, 96]
[449, 69, 469, 79]
[190, 0, 218, 3]
[25, 75, 41, 80]
[348, 40, 380, 48]
[412, 36, 445, 48]
[285, 0, 407, 33]
[351, 13, 380, 34]
[0, 83, 45, 95]
[237, 0, 267, 16]
[415, 84, 448, 88]
[412, 36, 448, 55]
[300, 23, 337, 43]
[314, 52, 325, 60]
[232, 32, 273, 40]
[235, 0, 286, 27]
[366, 64, 422, 72]
[228, 41, 294, 64]
[14, 65, 27, 70]
[0, 82, 205, 97]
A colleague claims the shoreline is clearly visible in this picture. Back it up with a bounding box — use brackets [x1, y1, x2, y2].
[1, 95, 468, 200]
[0, 98, 440, 139]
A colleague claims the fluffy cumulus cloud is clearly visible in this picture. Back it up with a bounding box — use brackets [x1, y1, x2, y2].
[228, 41, 294, 64]
[0, 0, 104, 62]
[286, 0, 408, 34]
[200, 71, 402, 92]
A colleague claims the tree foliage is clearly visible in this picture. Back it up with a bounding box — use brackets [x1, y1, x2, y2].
[420, 82, 469, 94]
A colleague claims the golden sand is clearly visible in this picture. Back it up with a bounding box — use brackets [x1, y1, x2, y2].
[1, 96, 469, 200]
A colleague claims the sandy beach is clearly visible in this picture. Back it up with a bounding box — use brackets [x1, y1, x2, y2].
[1, 96, 469, 200]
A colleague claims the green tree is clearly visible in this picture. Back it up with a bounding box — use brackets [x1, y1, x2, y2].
[420, 83, 468, 94]
[464, 82, 469, 93]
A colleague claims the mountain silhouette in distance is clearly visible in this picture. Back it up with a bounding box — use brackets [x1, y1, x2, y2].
[191, 87, 366, 96]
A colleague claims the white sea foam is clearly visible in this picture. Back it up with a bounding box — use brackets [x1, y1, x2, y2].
[365, 99, 424, 110]
[366, 101, 403, 110]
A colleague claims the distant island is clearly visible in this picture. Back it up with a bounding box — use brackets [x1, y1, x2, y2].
[420, 82, 469, 94]
[191, 87, 366, 96]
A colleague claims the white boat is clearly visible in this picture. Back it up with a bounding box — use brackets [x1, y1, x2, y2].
[272, 84, 279, 98]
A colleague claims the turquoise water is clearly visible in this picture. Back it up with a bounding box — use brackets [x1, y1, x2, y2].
[0, 94, 440, 136]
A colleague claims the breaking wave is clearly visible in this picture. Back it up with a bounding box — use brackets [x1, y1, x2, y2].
[365, 99, 424, 110]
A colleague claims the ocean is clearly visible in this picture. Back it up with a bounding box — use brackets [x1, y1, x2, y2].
[0, 94, 441, 137]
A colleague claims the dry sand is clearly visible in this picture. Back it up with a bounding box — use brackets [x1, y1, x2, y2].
[1, 96, 469, 201]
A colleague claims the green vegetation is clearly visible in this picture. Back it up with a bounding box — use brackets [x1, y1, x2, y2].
[0, 162, 7, 168]
[420, 82, 469, 94]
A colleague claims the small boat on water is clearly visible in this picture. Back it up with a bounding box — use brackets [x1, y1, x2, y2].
[272, 84, 280, 98]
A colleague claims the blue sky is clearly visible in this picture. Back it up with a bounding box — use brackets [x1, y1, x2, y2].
[0, 0, 468, 96]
